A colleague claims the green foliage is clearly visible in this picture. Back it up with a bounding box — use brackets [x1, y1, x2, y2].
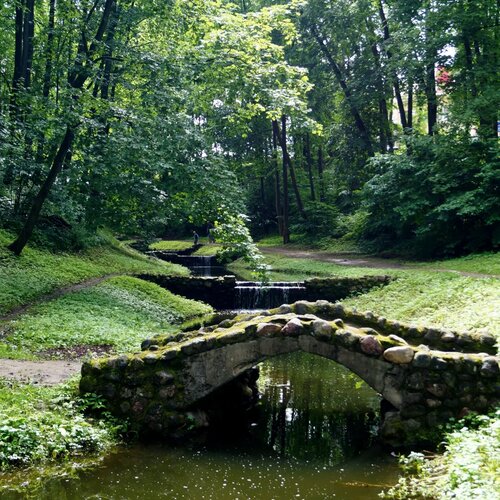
[382, 411, 500, 499]
[0, 380, 116, 471]
[1, 276, 212, 357]
[0, 229, 187, 316]
[291, 202, 343, 239]
[361, 137, 500, 257]
[213, 214, 271, 282]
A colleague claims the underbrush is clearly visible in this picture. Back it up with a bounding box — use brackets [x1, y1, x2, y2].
[0, 229, 187, 316]
[0, 276, 212, 358]
[0, 379, 118, 472]
[382, 411, 500, 499]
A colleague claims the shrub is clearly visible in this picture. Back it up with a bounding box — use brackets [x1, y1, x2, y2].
[361, 136, 500, 257]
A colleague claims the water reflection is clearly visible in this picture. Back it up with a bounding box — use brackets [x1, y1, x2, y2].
[1, 353, 399, 499]
[251, 352, 381, 466]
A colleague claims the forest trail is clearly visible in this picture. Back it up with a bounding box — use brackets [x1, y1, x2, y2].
[260, 246, 499, 279]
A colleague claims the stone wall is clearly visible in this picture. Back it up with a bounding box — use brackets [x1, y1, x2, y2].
[284, 300, 497, 355]
[138, 274, 392, 310]
[139, 274, 237, 309]
[303, 275, 391, 302]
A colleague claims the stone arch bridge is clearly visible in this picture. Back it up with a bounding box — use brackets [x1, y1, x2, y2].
[80, 301, 499, 445]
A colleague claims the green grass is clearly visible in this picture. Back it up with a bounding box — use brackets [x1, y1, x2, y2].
[415, 252, 500, 276]
[228, 254, 384, 280]
[0, 379, 116, 473]
[342, 272, 499, 335]
[0, 229, 188, 316]
[229, 254, 500, 335]
[148, 239, 194, 251]
[256, 234, 362, 253]
[192, 244, 222, 256]
[0, 276, 212, 358]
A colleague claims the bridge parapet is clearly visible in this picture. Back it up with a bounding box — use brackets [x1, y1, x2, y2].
[80, 301, 499, 446]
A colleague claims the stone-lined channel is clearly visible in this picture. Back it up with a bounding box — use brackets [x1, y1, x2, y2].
[2, 254, 401, 499]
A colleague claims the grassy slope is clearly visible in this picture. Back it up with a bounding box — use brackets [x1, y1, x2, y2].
[229, 254, 500, 335]
[0, 229, 188, 316]
[0, 236, 212, 477]
[148, 239, 193, 251]
[1, 276, 212, 359]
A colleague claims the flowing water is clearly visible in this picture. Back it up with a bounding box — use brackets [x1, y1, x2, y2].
[2, 353, 399, 499]
[235, 281, 307, 309]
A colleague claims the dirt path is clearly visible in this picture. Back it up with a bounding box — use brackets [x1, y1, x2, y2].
[261, 246, 498, 279]
[0, 359, 81, 385]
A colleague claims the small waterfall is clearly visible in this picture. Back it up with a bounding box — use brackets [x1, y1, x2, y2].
[234, 281, 306, 309]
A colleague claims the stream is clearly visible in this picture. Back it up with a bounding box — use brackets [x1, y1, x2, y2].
[2, 257, 401, 499]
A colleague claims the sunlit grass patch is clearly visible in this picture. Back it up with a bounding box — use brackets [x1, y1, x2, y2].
[416, 252, 500, 276]
[148, 240, 193, 251]
[343, 271, 500, 335]
[192, 244, 222, 256]
[1, 276, 212, 358]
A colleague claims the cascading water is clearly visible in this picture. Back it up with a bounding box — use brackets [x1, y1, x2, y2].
[235, 281, 306, 309]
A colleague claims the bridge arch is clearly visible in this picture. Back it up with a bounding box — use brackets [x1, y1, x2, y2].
[80, 301, 499, 445]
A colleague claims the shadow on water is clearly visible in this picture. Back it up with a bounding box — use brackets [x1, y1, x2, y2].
[2, 353, 400, 499]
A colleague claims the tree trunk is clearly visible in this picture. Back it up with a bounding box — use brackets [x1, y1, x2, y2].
[407, 79, 413, 129]
[310, 25, 373, 156]
[37, 0, 57, 162]
[378, 0, 408, 130]
[272, 125, 283, 236]
[317, 145, 325, 202]
[275, 116, 307, 220]
[369, 33, 393, 152]
[424, 4, 438, 135]
[303, 133, 315, 201]
[22, 0, 35, 89]
[8, 127, 75, 255]
[272, 120, 289, 244]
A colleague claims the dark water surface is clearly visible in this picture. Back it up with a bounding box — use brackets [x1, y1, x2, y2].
[3, 353, 399, 499]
